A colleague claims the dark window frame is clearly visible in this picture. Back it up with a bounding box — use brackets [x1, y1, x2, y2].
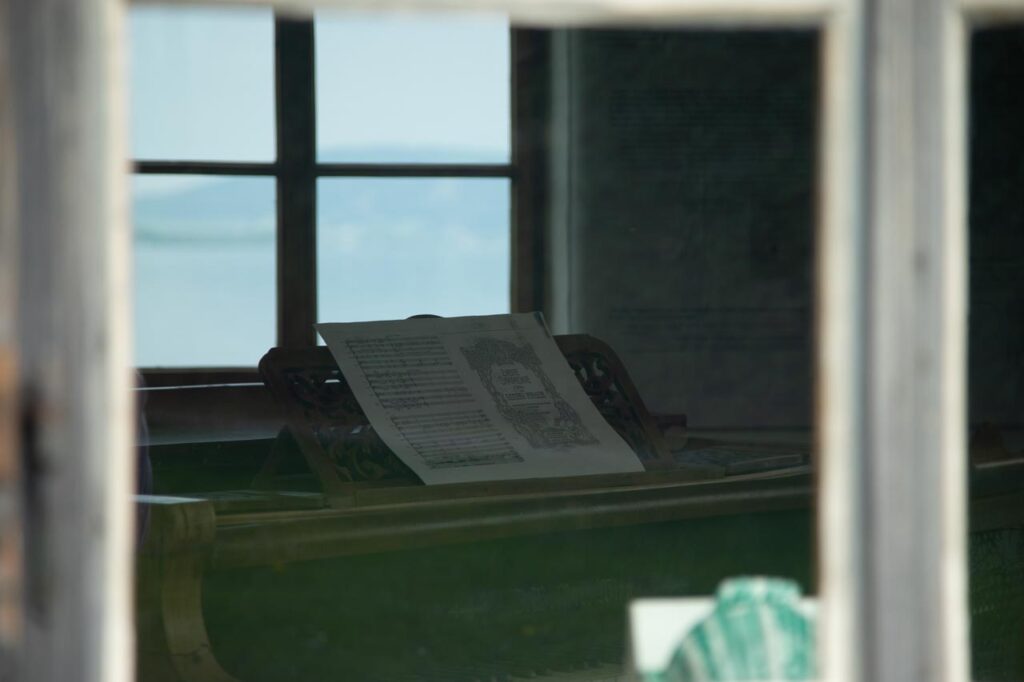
[135, 16, 547, 384]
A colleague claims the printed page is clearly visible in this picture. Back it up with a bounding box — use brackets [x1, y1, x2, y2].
[317, 313, 643, 484]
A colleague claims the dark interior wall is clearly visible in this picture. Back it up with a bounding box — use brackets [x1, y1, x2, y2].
[967, 33, 1024, 676]
[550, 25, 1024, 432]
[550, 29, 817, 428]
[969, 27, 1024, 431]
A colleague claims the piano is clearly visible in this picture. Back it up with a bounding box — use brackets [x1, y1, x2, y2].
[134, 336, 1024, 681]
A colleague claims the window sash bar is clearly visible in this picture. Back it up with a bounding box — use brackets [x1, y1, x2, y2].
[959, 0, 1024, 20]
[0, 0, 21, 667]
[132, 161, 514, 178]
[860, 0, 968, 677]
[817, 7, 867, 682]
[134, 160, 277, 175]
[134, 159, 276, 175]
[129, 0, 837, 26]
[9, 0, 134, 680]
[316, 162, 514, 177]
[96, 4, 984, 682]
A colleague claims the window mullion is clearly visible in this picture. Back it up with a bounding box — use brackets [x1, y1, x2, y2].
[511, 29, 550, 315]
[134, 160, 277, 175]
[275, 16, 317, 348]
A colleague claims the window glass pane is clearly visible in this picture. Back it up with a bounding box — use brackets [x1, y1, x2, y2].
[564, 30, 816, 430]
[129, 6, 274, 161]
[968, 25, 1024, 682]
[133, 175, 275, 366]
[317, 178, 510, 323]
[135, 26, 823, 682]
[315, 12, 510, 163]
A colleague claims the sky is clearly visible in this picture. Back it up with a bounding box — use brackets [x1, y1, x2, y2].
[129, 5, 510, 177]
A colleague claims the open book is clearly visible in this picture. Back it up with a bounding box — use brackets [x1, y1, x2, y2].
[317, 313, 644, 485]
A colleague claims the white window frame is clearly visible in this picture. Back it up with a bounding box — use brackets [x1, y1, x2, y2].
[7, 0, 1024, 680]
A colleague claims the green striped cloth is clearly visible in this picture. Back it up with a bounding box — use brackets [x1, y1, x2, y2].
[654, 578, 815, 682]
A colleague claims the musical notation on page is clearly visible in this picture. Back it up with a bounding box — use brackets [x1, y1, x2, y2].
[317, 313, 643, 485]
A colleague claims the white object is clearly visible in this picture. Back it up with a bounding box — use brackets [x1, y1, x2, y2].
[629, 597, 818, 677]
[317, 313, 644, 484]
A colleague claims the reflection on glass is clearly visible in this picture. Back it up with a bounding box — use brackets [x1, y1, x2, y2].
[317, 178, 510, 323]
[315, 12, 510, 163]
[967, 26, 1024, 682]
[129, 6, 274, 161]
[562, 30, 816, 431]
[133, 175, 275, 366]
[133, 26, 824, 682]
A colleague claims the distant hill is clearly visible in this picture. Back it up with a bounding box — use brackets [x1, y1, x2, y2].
[134, 145, 509, 245]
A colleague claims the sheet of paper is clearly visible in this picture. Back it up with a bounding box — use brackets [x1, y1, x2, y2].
[317, 313, 643, 485]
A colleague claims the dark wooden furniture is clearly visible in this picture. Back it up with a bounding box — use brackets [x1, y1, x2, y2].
[136, 477, 817, 682]
[134, 335, 1024, 682]
[136, 473, 1024, 682]
[135, 334, 733, 681]
[253, 334, 678, 504]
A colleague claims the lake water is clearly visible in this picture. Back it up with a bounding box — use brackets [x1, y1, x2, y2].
[134, 176, 510, 367]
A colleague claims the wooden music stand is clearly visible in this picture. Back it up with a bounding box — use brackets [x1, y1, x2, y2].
[255, 334, 675, 506]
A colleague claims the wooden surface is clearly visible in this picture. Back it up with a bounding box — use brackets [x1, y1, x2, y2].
[0, 3, 20, 669]
[137, 472, 814, 682]
[859, 1, 970, 681]
[141, 383, 284, 446]
[206, 468, 1024, 570]
[210, 471, 812, 569]
[139, 0, 835, 27]
[136, 497, 236, 682]
[135, 467, 1024, 682]
[817, 10, 868, 682]
[257, 335, 680, 506]
[0, 348, 19, 666]
[960, 0, 1024, 21]
[817, 4, 974, 679]
[9, 1, 134, 681]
